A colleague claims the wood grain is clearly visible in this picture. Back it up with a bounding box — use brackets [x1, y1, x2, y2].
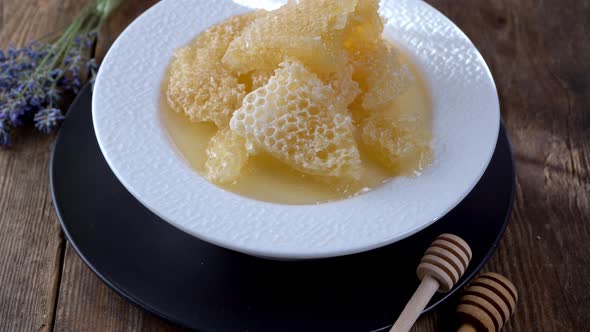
[52, 1, 178, 331]
[53, 244, 184, 332]
[0, 0, 588, 331]
[431, 1, 590, 331]
[0, 1, 86, 331]
[94, 0, 160, 61]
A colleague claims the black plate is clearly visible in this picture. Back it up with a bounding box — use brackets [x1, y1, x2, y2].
[51, 85, 514, 332]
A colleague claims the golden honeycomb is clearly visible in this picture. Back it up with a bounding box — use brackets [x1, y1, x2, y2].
[360, 110, 431, 172]
[166, 12, 263, 127]
[230, 60, 362, 180]
[353, 40, 414, 111]
[165, 0, 430, 185]
[205, 128, 248, 184]
[223, 0, 381, 76]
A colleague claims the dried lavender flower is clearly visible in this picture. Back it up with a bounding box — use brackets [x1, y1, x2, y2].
[34, 108, 65, 133]
[0, 0, 122, 148]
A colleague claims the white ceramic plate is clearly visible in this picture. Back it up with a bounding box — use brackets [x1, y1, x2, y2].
[93, 0, 500, 259]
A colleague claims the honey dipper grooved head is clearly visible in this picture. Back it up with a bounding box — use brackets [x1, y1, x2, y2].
[457, 272, 518, 332]
[416, 234, 472, 292]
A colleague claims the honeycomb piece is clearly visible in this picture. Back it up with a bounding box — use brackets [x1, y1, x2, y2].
[353, 40, 414, 111]
[342, 0, 384, 52]
[230, 60, 362, 180]
[166, 12, 263, 127]
[329, 64, 360, 107]
[360, 110, 430, 171]
[192, 10, 266, 59]
[166, 48, 245, 127]
[223, 0, 365, 75]
[250, 70, 273, 90]
[347, 98, 367, 124]
[205, 128, 248, 184]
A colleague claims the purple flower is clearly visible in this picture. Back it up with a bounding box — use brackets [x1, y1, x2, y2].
[72, 77, 81, 89]
[7, 46, 20, 59]
[26, 79, 37, 91]
[50, 68, 64, 80]
[34, 108, 64, 133]
[9, 110, 23, 126]
[0, 108, 11, 146]
[8, 100, 26, 126]
[0, 120, 10, 147]
[24, 46, 39, 59]
[45, 86, 61, 104]
[0, 106, 8, 118]
[8, 89, 20, 99]
[64, 51, 81, 67]
[29, 94, 42, 107]
[85, 38, 95, 48]
[0, 26, 103, 146]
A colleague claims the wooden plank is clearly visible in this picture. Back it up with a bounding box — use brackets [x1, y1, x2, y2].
[0, 1, 87, 331]
[51, 1, 181, 331]
[52, 0, 590, 331]
[94, 0, 160, 61]
[430, 0, 590, 330]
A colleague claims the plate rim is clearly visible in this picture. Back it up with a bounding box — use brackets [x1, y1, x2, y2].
[51, 85, 515, 331]
[91, 0, 501, 259]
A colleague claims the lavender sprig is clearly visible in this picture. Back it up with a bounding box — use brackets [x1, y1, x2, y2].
[0, 0, 121, 148]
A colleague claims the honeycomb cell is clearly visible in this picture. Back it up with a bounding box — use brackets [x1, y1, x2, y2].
[250, 70, 273, 90]
[230, 60, 362, 180]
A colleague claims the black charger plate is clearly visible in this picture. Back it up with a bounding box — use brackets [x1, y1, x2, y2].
[51, 85, 514, 332]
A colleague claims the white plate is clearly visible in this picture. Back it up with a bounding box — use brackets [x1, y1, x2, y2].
[93, 0, 500, 259]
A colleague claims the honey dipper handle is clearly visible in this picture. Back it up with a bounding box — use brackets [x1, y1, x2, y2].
[390, 275, 440, 332]
[457, 324, 477, 332]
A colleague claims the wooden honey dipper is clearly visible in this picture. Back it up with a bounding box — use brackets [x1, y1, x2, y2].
[456, 272, 518, 332]
[391, 234, 472, 332]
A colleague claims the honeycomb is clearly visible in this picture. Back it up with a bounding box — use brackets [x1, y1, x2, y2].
[329, 64, 360, 107]
[166, 48, 245, 127]
[250, 70, 273, 90]
[229, 60, 362, 180]
[205, 128, 248, 184]
[192, 11, 266, 59]
[360, 110, 430, 171]
[353, 40, 414, 111]
[342, 0, 384, 52]
[223, 0, 360, 75]
[166, 0, 430, 186]
[166, 12, 262, 127]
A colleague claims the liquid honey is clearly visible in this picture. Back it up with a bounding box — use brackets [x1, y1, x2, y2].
[161, 50, 432, 205]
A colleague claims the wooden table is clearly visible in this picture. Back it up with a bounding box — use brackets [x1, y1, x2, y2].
[1, 0, 588, 331]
